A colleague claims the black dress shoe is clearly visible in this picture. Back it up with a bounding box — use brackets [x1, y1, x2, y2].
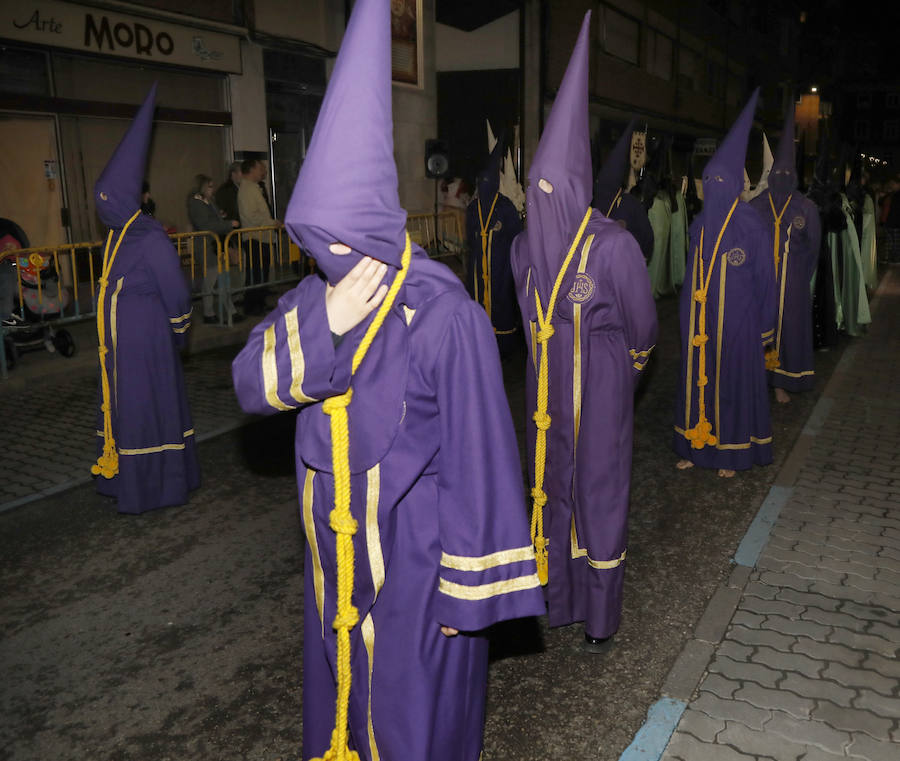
[202, 315, 218, 324]
[584, 633, 613, 653]
[230, 313, 245, 324]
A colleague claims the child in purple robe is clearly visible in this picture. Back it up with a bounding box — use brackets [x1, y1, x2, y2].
[510, 12, 658, 651]
[749, 104, 822, 403]
[231, 2, 544, 759]
[673, 90, 776, 478]
[92, 85, 200, 514]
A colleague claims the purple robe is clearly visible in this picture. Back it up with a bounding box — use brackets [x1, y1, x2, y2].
[511, 211, 657, 638]
[673, 206, 776, 469]
[94, 218, 199, 512]
[465, 192, 523, 354]
[672, 89, 775, 471]
[749, 192, 821, 391]
[231, 1, 544, 757]
[232, 250, 545, 761]
[92, 83, 199, 513]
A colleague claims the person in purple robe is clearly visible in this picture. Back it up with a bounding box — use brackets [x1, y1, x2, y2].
[92, 84, 200, 514]
[465, 132, 523, 356]
[673, 89, 776, 478]
[231, 1, 544, 759]
[510, 11, 657, 652]
[749, 103, 821, 403]
[594, 118, 655, 263]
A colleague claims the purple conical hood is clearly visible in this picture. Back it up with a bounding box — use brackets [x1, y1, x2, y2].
[768, 101, 797, 203]
[94, 83, 156, 229]
[594, 118, 635, 214]
[700, 88, 759, 239]
[284, 0, 406, 284]
[526, 10, 591, 277]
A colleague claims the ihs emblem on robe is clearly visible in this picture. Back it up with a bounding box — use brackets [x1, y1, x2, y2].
[726, 248, 746, 267]
[492, 220, 503, 232]
[792, 215, 806, 230]
[567, 273, 595, 303]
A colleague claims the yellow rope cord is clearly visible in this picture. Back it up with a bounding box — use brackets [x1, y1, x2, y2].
[530, 207, 593, 585]
[684, 198, 738, 450]
[604, 188, 623, 218]
[91, 209, 142, 479]
[765, 192, 792, 370]
[313, 235, 412, 761]
[477, 192, 500, 319]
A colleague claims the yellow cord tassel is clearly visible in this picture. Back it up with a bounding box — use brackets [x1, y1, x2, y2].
[92, 209, 142, 479]
[530, 207, 593, 585]
[312, 235, 412, 761]
[684, 199, 738, 450]
[477, 193, 499, 321]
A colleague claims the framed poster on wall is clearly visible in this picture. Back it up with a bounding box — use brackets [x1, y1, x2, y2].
[391, 0, 423, 88]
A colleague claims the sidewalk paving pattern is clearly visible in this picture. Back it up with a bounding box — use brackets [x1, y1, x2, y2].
[1, 322, 255, 511]
[655, 268, 900, 761]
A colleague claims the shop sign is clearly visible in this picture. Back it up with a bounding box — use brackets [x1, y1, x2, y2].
[3, 0, 242, 73]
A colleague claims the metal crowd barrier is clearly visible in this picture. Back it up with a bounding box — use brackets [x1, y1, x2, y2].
[220, 224, 310, 324]
[407, 210, 466, 263]
[1, 216, 465, 379]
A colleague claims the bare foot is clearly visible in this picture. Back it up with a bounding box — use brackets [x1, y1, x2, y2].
[718, 469, 736, 478]
[775, 388, 791, 404]
[676, 459, 694, 470]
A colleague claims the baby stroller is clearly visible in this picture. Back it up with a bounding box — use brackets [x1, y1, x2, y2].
[1, 218, 76, 371]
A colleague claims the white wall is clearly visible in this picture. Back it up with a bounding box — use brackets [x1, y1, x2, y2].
[435, 11, 519, 72]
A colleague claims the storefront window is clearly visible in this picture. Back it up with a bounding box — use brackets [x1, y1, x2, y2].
[0, 45, 51, 95]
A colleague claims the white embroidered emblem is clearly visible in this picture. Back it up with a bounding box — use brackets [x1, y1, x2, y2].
[793, 215, 806, 230]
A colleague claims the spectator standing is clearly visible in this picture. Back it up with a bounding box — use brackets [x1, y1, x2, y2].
[214, 161, 242, 224]
[237, 158, 277, 314]
[187, 174, 242, 324]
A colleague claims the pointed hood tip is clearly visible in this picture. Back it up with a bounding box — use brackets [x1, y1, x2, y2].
[594, 117, 636, 208]
[528, 9, 592, 198]
[94, 83, 158, 228]
[285, 0, 406, 275]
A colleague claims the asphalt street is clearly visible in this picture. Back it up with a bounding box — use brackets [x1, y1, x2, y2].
[0, 290, 848, 761]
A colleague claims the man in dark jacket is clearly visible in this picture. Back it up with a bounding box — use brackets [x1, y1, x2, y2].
[214, 161, 242, 224]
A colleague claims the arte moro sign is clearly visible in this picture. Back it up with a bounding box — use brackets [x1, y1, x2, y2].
[84, 13, 174, 57]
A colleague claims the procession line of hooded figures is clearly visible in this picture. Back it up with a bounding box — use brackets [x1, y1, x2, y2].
[88, 2, 876, 759]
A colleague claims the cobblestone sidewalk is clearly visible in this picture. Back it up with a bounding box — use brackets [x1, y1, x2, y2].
[651, 267, 900, 761]
[0, 343, 252, 511]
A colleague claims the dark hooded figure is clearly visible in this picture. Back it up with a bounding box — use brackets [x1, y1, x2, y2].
[749, 101, 822, 400]
[511, 11, 657, 650]
[231, 1, 544, 759]
[673, 89, 776, 477]
[91, 84, 200, 514]
[465, 132, 523, 356]
[593, 118, 654, 263]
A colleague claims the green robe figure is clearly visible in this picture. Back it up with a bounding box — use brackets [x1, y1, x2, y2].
[646, 193, 672, 298]
[669, 190, 688, 289]
[828, 193, 870, 336]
